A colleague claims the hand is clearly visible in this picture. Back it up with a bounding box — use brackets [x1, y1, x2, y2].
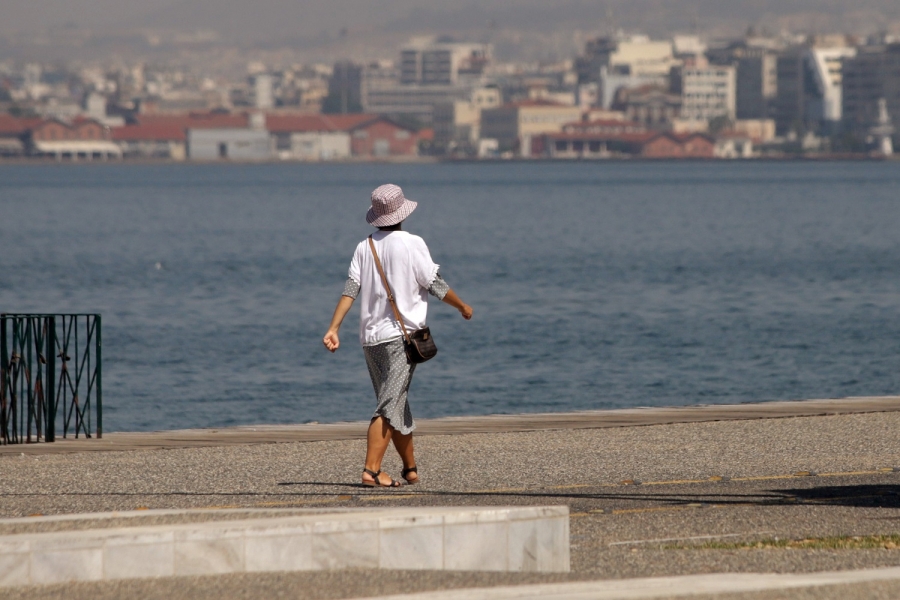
[459, 304, 473, 320]
[323, 331, 340, 352]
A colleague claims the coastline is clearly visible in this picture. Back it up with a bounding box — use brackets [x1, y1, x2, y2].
[0, 153, 895, 167]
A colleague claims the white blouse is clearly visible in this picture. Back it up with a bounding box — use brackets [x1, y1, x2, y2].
[348, 230, 440, 346]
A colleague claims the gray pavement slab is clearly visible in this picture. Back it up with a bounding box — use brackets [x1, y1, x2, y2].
[3, 398, 900, 598]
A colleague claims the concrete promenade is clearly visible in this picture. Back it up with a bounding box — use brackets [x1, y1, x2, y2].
[3, 395, 900, 599]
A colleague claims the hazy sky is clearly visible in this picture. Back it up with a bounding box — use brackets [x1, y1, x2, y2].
[1, 0, 422, 37]
[2, 0, 899, 43]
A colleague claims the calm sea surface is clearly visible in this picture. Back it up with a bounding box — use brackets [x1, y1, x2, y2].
[1, 161, 899, 432]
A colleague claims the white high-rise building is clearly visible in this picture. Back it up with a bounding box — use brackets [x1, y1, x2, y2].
[805, 47, 857, 123]
[254, 74, 274, 110]
[681, 66, 737, 122]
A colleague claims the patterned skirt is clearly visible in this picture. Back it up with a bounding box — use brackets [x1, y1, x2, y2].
[363, 338, 417, 434]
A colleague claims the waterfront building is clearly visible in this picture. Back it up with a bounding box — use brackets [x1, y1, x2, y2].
[266, 114, 353, 160]
[186, 128, 271, 160]
[479, 100, 583, 157]
[267, 113, 420, 159]
[341, 115, 420, 157]
[541, 119, 714, 159]
[24, 118, 121, 160]
[112, 124, 187, 160]
[0, 115, 41, 157]
[641, 132, 715, 158]
[542, 118, 652, 158]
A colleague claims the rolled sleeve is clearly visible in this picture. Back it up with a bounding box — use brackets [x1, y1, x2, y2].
[342, 277, 361, 299]
[427, 271, 450, 300]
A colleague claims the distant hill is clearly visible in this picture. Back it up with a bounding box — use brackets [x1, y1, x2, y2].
[2, 0, 899, 62]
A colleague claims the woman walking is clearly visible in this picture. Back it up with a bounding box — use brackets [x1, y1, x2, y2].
[323, 184, 473, 488]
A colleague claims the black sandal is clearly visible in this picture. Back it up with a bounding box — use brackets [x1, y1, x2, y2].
[362, 468, 401, 488]
[401, 466, 419, 485]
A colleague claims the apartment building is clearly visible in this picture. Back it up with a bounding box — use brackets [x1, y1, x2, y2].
[842, 43, 900, 138]
[806, 46, 857, 126]
[681, 66, 736, 122]
[400, 38, 491, 85]
[432, 88, 502, 151]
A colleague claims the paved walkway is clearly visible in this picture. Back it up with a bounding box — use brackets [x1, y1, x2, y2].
[373, 567, 900, 599]
[3, 395, 898, 455]
[3, 395, 900, 599]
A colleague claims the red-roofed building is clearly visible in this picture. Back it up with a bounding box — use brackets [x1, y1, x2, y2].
[540, 119, 714, 159]
[109, 112, 251, 159]
[0, 115, 44, 136]
[641, 132, 714, 158]
[347, 117, 419, 158]
[0, 116, 43, 156]
[133, 112, 250, 130]
[266, 113, 420, 159]
[6, 118, 123, 159]
[112, 124, 188, 160]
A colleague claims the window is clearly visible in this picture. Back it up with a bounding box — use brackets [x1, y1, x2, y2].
[395, 130, 410, 140]
[353, 130, 368, 139]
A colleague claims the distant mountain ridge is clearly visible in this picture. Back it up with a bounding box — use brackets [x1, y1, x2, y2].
[1, 0, 899, 62]
[131, 0, 900, 42]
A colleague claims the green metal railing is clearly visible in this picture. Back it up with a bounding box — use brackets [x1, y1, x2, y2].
[0, 314, 101, 444]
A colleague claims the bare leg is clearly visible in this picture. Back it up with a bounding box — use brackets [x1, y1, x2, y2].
[363, 417, 397, 486]
[392, 430, 418, 483]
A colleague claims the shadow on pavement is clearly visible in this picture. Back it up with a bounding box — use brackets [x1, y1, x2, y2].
[774, 484, 900, 508]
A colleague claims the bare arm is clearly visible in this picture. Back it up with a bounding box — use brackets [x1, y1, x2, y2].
[323, 295, 355, 352]
[441, 289, 473, 320]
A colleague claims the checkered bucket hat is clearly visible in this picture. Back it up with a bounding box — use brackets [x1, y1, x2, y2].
[366, 184, 418, 227]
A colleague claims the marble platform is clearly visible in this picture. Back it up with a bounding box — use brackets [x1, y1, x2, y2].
[0, 506, 569, 587]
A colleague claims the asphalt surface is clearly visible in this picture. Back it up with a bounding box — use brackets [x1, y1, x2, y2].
[3, 402, 900, 598]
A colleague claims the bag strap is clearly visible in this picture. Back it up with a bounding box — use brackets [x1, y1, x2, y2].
[368, 235, 414, 346]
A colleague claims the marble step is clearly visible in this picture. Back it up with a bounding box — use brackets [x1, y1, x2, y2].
[0, 505, 569, 587]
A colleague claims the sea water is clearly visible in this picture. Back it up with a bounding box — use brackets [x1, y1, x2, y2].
[1, 160, 899, 432]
